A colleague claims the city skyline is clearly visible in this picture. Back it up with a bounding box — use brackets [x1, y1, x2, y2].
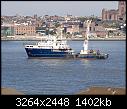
[2, 1, 118, 17]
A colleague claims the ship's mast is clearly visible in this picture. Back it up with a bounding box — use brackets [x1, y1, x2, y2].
[60, 26, 65, 40]
[86, 20, 91, 40]
[83, 20, 91, 51]
[80, 20, 91, 54]
[60, 28, 63, 40]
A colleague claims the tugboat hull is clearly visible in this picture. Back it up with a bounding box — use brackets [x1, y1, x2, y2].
[76, 53, 109, 59]
[96, 54, 109, 59]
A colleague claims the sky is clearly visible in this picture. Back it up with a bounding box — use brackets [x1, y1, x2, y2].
[1, 1, 118, 17]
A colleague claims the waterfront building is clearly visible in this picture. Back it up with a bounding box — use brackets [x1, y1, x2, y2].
[66, 24, 80, 34]
[1, 26, 14, 37]
[83, 22, 96, 32]
[33, 14, 37, 19]
[36, 27, 46, 35]
[14, 25, 36, 36]
[102, 1, 126, 21]
[83, 21, 107, 38]
[35, 20, 43, 27]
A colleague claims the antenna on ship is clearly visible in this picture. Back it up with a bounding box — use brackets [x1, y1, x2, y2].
[60, 27, 64, 40]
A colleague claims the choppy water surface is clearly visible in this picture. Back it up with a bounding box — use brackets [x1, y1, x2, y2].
[1, 41, 126, 94]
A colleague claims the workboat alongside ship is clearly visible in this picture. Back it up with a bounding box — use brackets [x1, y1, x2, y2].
[24, 20, 108, 59]
[76, 20, 109, 59]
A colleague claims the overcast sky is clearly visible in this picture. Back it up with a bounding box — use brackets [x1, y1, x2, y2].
[1, 1, 118, 17]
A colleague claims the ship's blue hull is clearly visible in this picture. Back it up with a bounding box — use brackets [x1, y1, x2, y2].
[25, 48, 72, 58]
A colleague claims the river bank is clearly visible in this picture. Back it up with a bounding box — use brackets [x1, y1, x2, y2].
[1, 87, 24, 95]
[1, 86, 125, 95]
[77, 86, 126, 95]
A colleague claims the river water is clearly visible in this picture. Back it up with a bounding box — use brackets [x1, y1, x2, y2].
[1, 41, 126, 94]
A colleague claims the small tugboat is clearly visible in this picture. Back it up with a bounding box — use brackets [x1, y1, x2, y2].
[25, 29, 75, 58]
[76, 20, 108, 59]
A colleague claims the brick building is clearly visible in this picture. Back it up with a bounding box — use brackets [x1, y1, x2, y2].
[87, 22, 107, 37]
[14, 25, 36, 36]
[66, 25, 80, 34]
[102, 1, 126, 21]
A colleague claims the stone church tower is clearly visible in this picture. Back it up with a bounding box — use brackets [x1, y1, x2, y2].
[102, 1, 126, 21]
[118, 1, 126, 20]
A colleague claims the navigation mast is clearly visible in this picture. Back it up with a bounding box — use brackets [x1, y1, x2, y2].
[80, 20, 91, 54]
